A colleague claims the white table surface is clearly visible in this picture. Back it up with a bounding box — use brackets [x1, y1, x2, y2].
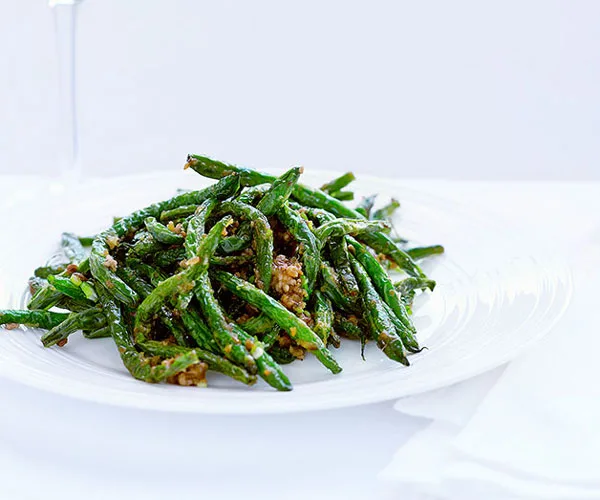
[1, 176, 598, 500]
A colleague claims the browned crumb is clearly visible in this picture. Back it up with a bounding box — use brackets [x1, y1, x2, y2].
[241, 247, 254, 257]
[65, 263, 79, 275]
[270, 254, 306, 311]
[177, 281, 195, 295]
[376, 252, 397, 269]
[167, 362, 208, 386]
[278, 335, 292, 348]
[300, 312, 314, 328]
[226, 220, 240, 236]
[106, 234, 120, 250]
[4, 323, 19, 330]
[289, 345, 305, 360]
[234, 269, 249, 280]
[57, 338, 68, 347]
[167, 221, 186, 236]
[102, 254, 118, 272]
[181, 256, 200, 268]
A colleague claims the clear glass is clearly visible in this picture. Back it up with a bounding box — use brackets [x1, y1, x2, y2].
[50, 0, 82, 184]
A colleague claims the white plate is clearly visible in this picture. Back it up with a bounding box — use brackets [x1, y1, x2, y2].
[0, 171, 572, 413]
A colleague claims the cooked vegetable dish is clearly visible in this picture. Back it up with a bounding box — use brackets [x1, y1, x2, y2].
[0, 155, 443, 391]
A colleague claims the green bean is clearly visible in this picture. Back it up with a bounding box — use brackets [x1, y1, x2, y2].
[126, 257, 167, 287]
[312, 290, 334, 344]
[320, 172, 356, 193]
[291, 184, 360, 218]
[239, 314, 276, 336]
[371, 199, 400, 221]
[333, 313, 364, 341]
[28, 284, 63, 311]
[78, 280, 99, 302]
[277, 204, 320, 297]
[153, 247, 186, 268]
[406, 245, 445, 261]
[160, 204, 197, 223]
[157, 307, 190, 347]
[380, 300, 422, 353]
[77, 235, 96, 246]
[113, 175, 240, 238]
[319, 260, 354, 312]
[98, 287, 202, 384]
[129, 231, 163, 257]
[194, 272, 257, 374]
[180, 308, 220, 353]
[144, 217, 185, 244]
[46, 275, 91, 303]
[290, 203, 333, 225]
[213, 270, 342, 374]
[186, 155, 273, 187]
[328, 329, 341, 348]
[116, 266, 154, 298]
[218, 233, 252, 254]
[261, 324, 282, 349]
[329, 190, 354, 201]
[97, 289, 134, 351]
[236, 184, 270, 204]
[186, 154, 362, 220]
[55, 296, 95, 313]
[291, 182, 424, 278]
[232, 324, 292, 391]
[329, 237, 360, 306]
[186, 206, 257, 372]
[355, 194, 377, 218]
[256, 166, 303, 216]
[268, 345, 296, 365]
[91, 175, 240, 306]
[0, 310, 69, 330]
[122, 347, 205, 385]
[214, 201, 273, 291]
[346, 236, 418, 349]
[133, 217, 233, 343]
[41, 308, 105, 347]
[358, 232, 425, 278]
[211, 255, 254, 267]
[184, 198, 217, 259]
[83, 326, 112, 339]
[394, 276, 436, 313]
[314, 219, 388, 245]
[140, 341, 256, 386]
[349, 257, 408, 365]
[91, 235, 139, 306]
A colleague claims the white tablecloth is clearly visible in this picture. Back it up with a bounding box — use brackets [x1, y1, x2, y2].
[1, 177, 597, 500]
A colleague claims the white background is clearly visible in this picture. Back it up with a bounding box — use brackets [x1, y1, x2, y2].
[2, 0, 600, 179]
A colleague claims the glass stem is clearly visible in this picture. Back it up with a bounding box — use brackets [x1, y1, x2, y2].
[53, 2, 80, 183]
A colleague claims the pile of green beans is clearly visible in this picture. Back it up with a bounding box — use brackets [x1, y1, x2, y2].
[0, 155, 443, 391]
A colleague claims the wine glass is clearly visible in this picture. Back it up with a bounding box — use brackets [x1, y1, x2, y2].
[49, 0, 83, 185]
